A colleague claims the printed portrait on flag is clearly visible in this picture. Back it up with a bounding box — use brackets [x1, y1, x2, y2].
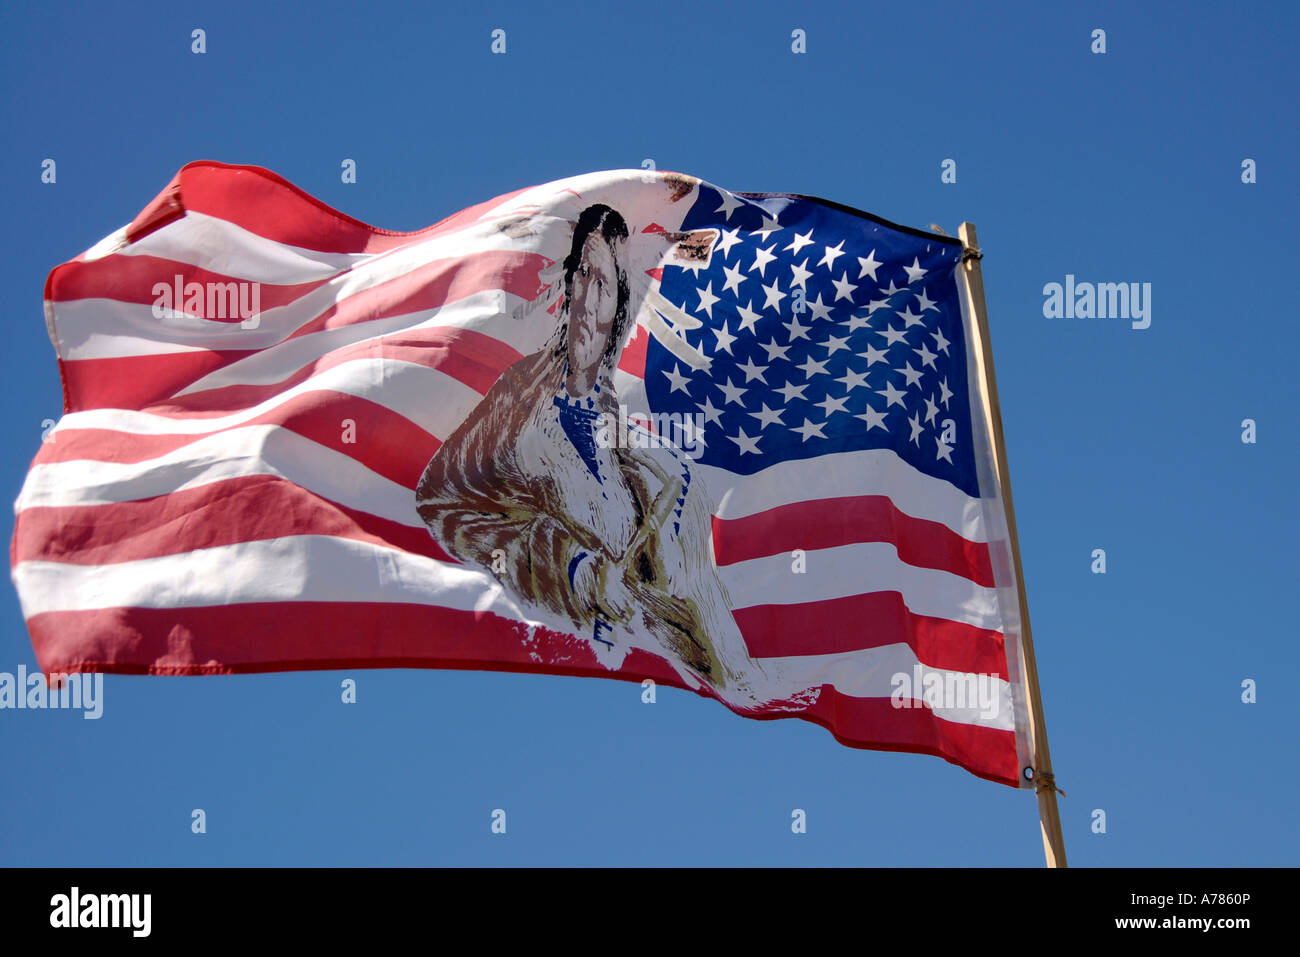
[415, 202, 769, 705]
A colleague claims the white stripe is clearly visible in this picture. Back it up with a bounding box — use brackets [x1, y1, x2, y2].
[695, 448, 988, 543]
[12, 536, 520, 619]
[79, 224, 130, 262]
[17, 426, 422, 526]
[760, 644, 1014, 730]
[718, 541, 999, 630]
[52, 358, 482, 443]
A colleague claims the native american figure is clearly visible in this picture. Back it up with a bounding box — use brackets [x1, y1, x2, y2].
[416, 199, 769, 704]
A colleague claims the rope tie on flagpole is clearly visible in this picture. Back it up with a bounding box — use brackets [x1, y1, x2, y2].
[1032, 770, 1066, 798]
[961, 244, 983, 263]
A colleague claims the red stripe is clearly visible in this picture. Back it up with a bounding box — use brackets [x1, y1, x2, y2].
[124, 172, 183, 245]
[734, 592, 1008, 679]
[47, 254, 333, 315]
[60, 350, 256, 413]
[40, 389, 442, 490]
[172, 162, 530, 254]
[14, 475, 451, 566]
[792, 692, 1019, 787]
[159, 326, 518, 415]
[713, 494, 994, 587]
[617, 325, 649, 378]
[25, 602, 1018, 786]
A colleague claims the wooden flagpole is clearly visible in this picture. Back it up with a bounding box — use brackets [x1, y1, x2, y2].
[957, 222, 1068, 868]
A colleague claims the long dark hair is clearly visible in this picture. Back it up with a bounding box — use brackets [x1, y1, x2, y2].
[553, 204, 631, 366]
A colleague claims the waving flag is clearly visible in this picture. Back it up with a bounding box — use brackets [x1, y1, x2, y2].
[12, 162, 1033, 786]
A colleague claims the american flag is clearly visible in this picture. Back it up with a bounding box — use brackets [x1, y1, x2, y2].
[12, 163, 1031, 786]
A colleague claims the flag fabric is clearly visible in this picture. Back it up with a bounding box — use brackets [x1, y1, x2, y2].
[13, 162, 1033, 786]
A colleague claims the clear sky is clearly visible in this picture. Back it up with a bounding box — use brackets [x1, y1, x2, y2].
[1, 0, 1295, 866]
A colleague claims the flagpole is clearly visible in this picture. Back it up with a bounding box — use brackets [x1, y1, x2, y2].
[957, 222, 1068, 868]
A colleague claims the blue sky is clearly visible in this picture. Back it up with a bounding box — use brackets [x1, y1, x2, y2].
[1, 0, 1295, 866]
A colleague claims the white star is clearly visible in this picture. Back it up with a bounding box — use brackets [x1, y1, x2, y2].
[837, 367, 871, 390]
[758, 337, 791, 362]
[914, 342, 938, 369]
[714, 227, 743, 259]
[695, 282, 719, 318]
[897, 306, 926, 328]
[783, 315, 811, 341]
[737, 355, 769, 383]
[915, 287, 939, 312]
[862, 343, 889, 366]
[774, 381, 808, 403]
[857, 404, 888, 432]
[721, 262, 747, 296]
[761, 277, 787, 312]
[857, 249, 883, 281]
[903, 257, 927, 284]
[878, 380, 907, 409]
[908, 412, 924, 446]
[753, 214, 781, 240]
[748, 403, 785, 428]
[877, 324, 908, 346]
[879, 279, 904, 297]
[865, 296, 892, 314]
[715, 191, 744, 220]
[806, 292, 834, 322]
[924, 395, 939, 424]
[680, 256, 709, 277]
[749, 245, 777, 277]
[831, 272, 859, 302]
[935, 439, 954, 463]
[717, 377, 747, 406]
[785, 230, 815, 255]
[797, 355, 830, 378]
[788, 259, 812, 289]
[663, 364, 692, 395]
[847, 312, 872, 332]
[696, 395, 723, 426]
[899, 362, 924, 388]
[821, 334, 850, 356]
[735, 300, 762, 334]
[728, 426, 761, 455]
[939, 378, 953, 408]
[818, 240, 846, 270]
[712, 321, 736, 355]
[932, 327, 951, 354]
[815, 393, 849, 416]
[792, 418, 827, 442]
